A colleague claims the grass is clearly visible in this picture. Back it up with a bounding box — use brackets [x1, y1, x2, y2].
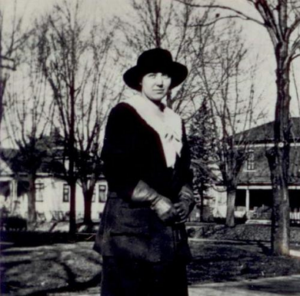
[1, 224, 300, 295]
[188, 240, 300, 284]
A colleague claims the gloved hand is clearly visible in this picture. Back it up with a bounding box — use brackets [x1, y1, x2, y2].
[150, 195, 178, 223]
[174, 185, 194, 224]
[178, 185, 194, 201]
[174, 201, 190, 223]
[131, 180, 177, 223]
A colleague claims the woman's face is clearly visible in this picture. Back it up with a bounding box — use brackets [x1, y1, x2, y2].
[141, 72, 171, 102]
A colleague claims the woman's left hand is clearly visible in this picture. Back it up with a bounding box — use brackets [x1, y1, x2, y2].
[174, 201, 190, 224]
[174, 185, 194, 224]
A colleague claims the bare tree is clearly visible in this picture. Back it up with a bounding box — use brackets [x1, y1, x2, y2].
[3, 35, 51, 226]
[178, 0, 300, 256]
[191, 22, 261, 227]
[37, 0, 123, 230]
[74, 25, 124, 225]
[125, 1, 263, 226]
[0, 0, 33, 140]
[121, 0, 204, 115]
[37, 0, 85, 233]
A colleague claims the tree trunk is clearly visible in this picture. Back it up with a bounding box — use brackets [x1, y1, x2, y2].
[266, 146, 290, 255]
[0, 43, 4, 135]
[266, 42, 291, 255]
[0, 74, 7, 139]
[0, 79, 4, 134]
[226, 187, 236, 227]
[199, 187, 205, 222]
[27, 175, 36, 227]
[69, 79, 76, 234]
[83, 186, 94, 225]
[69, 180, 77, 234]
[68, 131, 76, 234]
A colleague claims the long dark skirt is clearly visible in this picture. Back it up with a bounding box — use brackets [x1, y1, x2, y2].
[101, 256, 189, 296]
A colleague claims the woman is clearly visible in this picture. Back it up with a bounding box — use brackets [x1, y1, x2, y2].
[94, 48, 195, 296]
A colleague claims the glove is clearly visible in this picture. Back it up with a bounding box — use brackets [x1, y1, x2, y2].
[174, 201, 190, 223]
[174, 185, 195, 224]
[150, 195, 178, 223]
[131, 180, 177, 223]
[178, 185, 194, 201]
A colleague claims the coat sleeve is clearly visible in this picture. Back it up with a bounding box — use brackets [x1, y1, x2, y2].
[177, 123, 194, 189]
[177, 124, 195, 211]
[101, 103, 141, 200]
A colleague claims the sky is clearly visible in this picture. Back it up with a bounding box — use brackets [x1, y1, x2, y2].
[1, 0, 300, 143]
[0, 0, 126, 20]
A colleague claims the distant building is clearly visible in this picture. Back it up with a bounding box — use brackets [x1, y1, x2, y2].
[0, 142, 107, 222]
[208, 118, 300, 222]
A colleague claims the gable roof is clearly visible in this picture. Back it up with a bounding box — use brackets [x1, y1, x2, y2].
[0, 143, 66, 176]
[234, 117, 300, 144]
[0, 157, 13, 175]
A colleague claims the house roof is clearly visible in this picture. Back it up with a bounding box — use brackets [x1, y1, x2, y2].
[0, 133, 102, 178]
[0, 142, 66, 176]
[0, 157, 13, 175]
[238, 146, 300, 185]
[234, 117, 300, 144]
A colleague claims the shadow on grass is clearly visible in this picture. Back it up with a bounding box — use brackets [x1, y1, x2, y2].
[257, 241, 273, 255]
[1, 231, 102, 296]
[28, 271, 101, 296]
[1, 231, 95, 247]
[2, 251, 102, 296]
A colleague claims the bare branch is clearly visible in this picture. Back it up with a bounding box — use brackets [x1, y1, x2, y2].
[286, 18, 300, 40]
[176, 1, 265, 25]
[189, 14, 257, 27]
[290, 52, 300, 62]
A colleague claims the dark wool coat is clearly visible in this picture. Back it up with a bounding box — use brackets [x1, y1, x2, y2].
[94, 102, 194, 263]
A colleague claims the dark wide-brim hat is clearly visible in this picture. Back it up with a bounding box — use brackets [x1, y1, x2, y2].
[123, 48, 188, 91]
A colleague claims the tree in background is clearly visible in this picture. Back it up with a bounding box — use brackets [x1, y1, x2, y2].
[37, 1, 79, 233]
[37, 0, 123, 230]
[190, 21, 262, 227]
[126, 1, 263, 227]
[179, 0, 300, 256]
[189, 98, 218, 221]
[121, 0, 204, 116]
[74, 29, 124, 224]
[0, 0, 33, 140]
[2, 33, 52, 225]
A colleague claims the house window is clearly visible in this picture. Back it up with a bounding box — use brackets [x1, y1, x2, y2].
[247, 150, 255, 170]
[99, 184, 107, 202]
[235, 190, 246, 209]
[63, 184, 70, 202]
[0, 181, 11, 197]
[17, 181, 29, 197]
[249, 190, 272, 210]
[35, 183, 44, 202]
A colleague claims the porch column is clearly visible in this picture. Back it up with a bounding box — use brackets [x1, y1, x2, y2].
[9, 179, 17, 213]
[215, 190, 219, 213]
[246, 188, 250, 212]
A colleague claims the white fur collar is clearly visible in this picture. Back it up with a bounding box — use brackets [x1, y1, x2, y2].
[124, 95, 182, 168]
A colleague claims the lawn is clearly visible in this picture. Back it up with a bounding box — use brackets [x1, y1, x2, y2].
[1, 224, 300, 296]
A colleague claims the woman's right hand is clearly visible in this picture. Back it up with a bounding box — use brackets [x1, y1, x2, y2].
[151, 196, 178, 223]
[131, 180, 177, 223]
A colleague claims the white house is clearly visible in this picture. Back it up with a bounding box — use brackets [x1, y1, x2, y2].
[0, 153, 108, 222]
[206, 118, 300, 223]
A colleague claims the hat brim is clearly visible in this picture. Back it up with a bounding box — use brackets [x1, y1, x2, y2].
[123, 62, 188, 91]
